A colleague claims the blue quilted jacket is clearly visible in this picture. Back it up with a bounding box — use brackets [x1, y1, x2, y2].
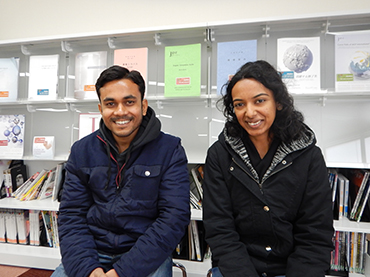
[58, 107, 190, 277]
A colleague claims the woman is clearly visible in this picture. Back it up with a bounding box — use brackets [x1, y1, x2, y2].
[203, 60, 334, 277]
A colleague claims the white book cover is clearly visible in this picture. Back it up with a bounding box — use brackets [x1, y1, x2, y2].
[335, 30, 370, 92]
[74, 51, 107, 99]
[32, 136, 55, 159]
[79, 113, 101, 139]
[277, 37, 321, 94]
[0, 57, 19, 102]
[0, 114, 25, 159]
[28, 54, 59, 100]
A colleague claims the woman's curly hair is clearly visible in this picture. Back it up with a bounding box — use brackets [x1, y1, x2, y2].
[220, 60, 305, 143]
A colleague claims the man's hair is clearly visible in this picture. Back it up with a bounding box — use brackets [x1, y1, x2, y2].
[95, 65, 145, 101]
[221, 60, 305, 143]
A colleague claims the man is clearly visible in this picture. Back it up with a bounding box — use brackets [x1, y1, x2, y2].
[52, 66, 190, 277]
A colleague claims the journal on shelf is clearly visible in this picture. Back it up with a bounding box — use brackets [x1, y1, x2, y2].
[74, 51, 107, 99]
[0, 114, 25, 159]
[28, 54, 59, 100]
[164, 43, 201, 97]
[216, 39, 257, 95]
[114, 47, 148, 83]
[0, 57, 19, 102]
[277, 36, 321, 94]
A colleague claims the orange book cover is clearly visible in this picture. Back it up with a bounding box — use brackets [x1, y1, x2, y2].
[114, 47, 148, 83]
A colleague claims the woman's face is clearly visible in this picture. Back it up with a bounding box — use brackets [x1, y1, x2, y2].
[231, 78, 277, 143]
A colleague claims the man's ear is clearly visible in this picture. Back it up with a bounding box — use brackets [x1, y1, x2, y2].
[142, 99, 148, 116]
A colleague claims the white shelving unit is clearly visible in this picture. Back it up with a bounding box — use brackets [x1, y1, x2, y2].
[0, 11, 369, 277]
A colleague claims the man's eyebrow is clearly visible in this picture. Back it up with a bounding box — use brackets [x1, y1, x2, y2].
[102, 95, 137, 102]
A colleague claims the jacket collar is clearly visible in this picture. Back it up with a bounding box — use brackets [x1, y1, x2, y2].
[222, 125, 316, 182]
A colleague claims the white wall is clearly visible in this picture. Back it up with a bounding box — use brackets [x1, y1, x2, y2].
[1, 0, 370, 43]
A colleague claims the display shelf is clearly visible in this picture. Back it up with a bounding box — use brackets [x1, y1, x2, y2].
[0, 243, 61, 270]
[0, 197, 59, 211]
[334, 217, 370, 233]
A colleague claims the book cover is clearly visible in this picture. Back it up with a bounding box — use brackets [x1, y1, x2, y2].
[0, 57, 19, 102]
[164, 43, 201, 97]
[74, 51, 107, 99]
[9, 163, 27, 193]
[78, 113, 101, 140]
[28, 54, 59, 100]
[0, 115, 25, 159]
[335, 30, 370, 93]
[0, 209, 6, 242]
[52, 162, 66, 201]
[114, 47, 148, 82]
[277, 37, 321, 94]
[216, 40, 257, 95]
[32, 136, 55, 159]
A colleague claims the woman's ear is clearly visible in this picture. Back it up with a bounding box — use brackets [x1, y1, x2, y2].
[277, 103, 283, 111]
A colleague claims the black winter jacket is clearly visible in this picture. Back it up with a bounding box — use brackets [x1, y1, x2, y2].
[203, 127, 334, 277]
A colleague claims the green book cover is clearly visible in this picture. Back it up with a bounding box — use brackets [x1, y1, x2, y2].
[164, 43, 201, 97]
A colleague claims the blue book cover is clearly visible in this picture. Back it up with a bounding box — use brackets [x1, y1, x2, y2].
[216, 40, 257, 95]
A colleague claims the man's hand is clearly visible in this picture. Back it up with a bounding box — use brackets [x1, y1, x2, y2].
[89, 268, 107, 277]
[106, 269, 119, 277]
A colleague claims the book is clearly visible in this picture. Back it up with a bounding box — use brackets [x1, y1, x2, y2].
[335, 30, 370, 93]
[337, 174, 347, 219]
[52, 162, 66, 201]
[190, 220, 202, 261]
[41, 211, 53, 247]
[74, 51, 107, 99]
[28, 54, 59, 100]
[0, 57, 19, 102]
[190, 165, 204, 201]
[78, 113, 101, 140]
[18, 169, 47, 201]
[38, 168, 56, 200]
[0, 209, 6, 243]
[15, 209, 29, 245]
[164, 43, 201, 97]
[32, 136, 55, 159]
[355, 179, 370, 222]
[114, 47, 148, 83]
[5, 209, 17, 244]
[349, 171, 370, 220]
[29, 209, 41, 246]
[216, 40, 257, 95]
[277, 37, 321, 94]
[8, 161, 27, 193]
[0, 114, 25, 159]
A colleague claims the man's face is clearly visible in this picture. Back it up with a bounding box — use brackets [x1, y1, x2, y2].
[98, 78, 148, 148]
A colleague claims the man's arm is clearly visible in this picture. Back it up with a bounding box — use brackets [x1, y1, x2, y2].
[58, 144, 102, 277]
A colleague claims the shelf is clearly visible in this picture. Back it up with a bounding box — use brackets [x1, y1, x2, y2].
[0, 243, 60, 270]
[334, 217, 370, 233]
[173, 258, 211, 277]
[0, 197, 59, 211]
[191, 209, 202, 221]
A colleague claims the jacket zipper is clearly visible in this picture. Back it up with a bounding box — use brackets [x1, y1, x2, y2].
[231, 157, 292, 192]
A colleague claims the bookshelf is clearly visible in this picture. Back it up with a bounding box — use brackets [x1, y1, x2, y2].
[0, 11, 370, 277]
